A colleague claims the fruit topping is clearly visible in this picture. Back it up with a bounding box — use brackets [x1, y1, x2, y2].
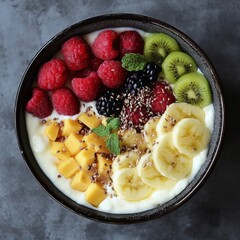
[162, 51, 197, 83]
[26, 88, 53, 118]
[96, 90, 123, 117]
[92, 30, 119, 60]
[151, 81, 176, 115]
[62, 36, 91, 71]
[38, 58, 68, 90]
[123, 71, 148, 95]
[89, 56, 103, 71]
[144, 33, 180, 66]
[72, 71, 100, 102]
[119, 30, 144, 58]
[173, 72, 212, 108]
[51, 88, 80, 116]
[152, 133, 192, 181]
[143, 62, 162, 83]
[120, 87, 153, 130]
[97, 60, 127, 88]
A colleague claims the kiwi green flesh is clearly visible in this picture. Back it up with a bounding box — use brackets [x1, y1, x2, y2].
[162, 51, 197, 84]
[144, 33, 180, 66]
[174, 72, 212, 108]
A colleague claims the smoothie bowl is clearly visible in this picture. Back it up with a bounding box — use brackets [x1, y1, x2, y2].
[15, 14, 224, 223]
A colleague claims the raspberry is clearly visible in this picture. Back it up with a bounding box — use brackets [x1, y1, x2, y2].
[120, 87, 152, 131]
[151, 81, 175, 115]
[37, 58, 68, 90]
[92, 30, 119, 60]
[26, 88, 53, 118]
[52, 88, 80, 116]
[72, 71, 100, 102]
[119, 31, 144, 58]
[126, 106, 149, 126]
[89, 56, 103, 71]
[97, 60, 127, 88]
[62, 36, 91, 71]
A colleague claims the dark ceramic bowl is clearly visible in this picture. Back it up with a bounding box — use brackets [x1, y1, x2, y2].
[15, 13, 225, 224]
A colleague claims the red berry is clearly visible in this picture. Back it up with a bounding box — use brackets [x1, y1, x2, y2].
[126, 107, 149, 126]
[37, 58, 68, 90]
[26, 88, 53, 118]
[72, 71, 100, 102]
[119, 31, 144, 58]
[89, 56, 103, 71]
[151, 81, 175, 115]
[92, 30, 119, 60]
[62, 36, 91, 71]
[52, 88, 80, 116]
[97, 60, 127, 88]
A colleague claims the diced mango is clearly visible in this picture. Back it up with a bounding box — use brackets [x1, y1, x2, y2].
[83, 132, 110, 154]
[64, 133, 87, 155]
[78, 111, 101, 129]
[97, 154, 112, 176]
[75, 146, 96, 170]
[45, 121, 60, 141]
[85, 182, 107, 207]
[50, 142, 71, 161]
[71, 170, 92, 192]
[61, 119, 83, 136]
[57, 157, 80, 178]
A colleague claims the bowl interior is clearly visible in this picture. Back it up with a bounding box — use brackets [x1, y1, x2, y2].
[15, 13, 225, 223]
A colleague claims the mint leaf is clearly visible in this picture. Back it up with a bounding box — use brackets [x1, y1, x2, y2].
[121, 53, 147, 71]
[106, 117, 115, 124]
[106, 133, 121, 155]
[107, 117, 120, 131]
[92, 125, 110, 137]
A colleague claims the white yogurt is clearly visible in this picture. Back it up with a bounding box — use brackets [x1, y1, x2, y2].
[25, 28, 215, 213]
[26, 104, 214, 213]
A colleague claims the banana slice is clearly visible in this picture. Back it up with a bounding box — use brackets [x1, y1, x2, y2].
[143, 116, 161, 149]
[157, 102, 205, 135]
[113, 168, 153, 201]
[137, 153, 176, 189]
[172, 118, 211, 157]
[152, 133, 192, 181]
[112, 151, 140, 171]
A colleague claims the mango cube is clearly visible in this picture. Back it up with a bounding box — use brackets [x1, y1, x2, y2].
[78, 111, 101, 129]
[62, 119, 83, 136]
[71, 170, 92, 192]
[83, 132, 110, 154]
[57, 157, 80, 178]
[85, 182, 107, 207]
[45, 121, 60, 141]
[75, 146, 96, 170]
[97, 154, 112, 176]
[64, 133, 86, 155]
[50, 142, 71, 161]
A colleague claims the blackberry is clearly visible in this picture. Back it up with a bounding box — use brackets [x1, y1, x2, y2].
[143, 62, 162, 83]
[124, 72, 148, 95]
[96, 90, 123, 117]
[123, 62, 162, 95]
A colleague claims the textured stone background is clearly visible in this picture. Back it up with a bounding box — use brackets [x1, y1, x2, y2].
[0, 0, 239, 239]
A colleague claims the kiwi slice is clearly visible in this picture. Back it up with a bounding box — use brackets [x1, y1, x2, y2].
[162, 51, 197, 84]
[174, 72, 212, 108]
[144, 33, 180, 66]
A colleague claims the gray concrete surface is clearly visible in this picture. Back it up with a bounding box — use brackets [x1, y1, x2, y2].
[0, 0, 239, 239]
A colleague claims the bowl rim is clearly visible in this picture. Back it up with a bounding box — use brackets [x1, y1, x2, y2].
[15, 13, 225, 224]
